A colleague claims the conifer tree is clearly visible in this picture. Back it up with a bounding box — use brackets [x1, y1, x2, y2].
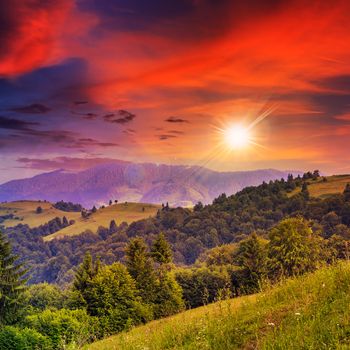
[73, 252, 98, 293]
[125, 238, 157, 304]
[153, 272, 184, 318]
[344, 183, 350, 202]
[301, 182, 310, 200]
[109, 220, 118, 233]
[62, 216, 69, 226]
[151, 233, 172, 264]
[0, 231, 27, 325]
[235, 233, 267, 291]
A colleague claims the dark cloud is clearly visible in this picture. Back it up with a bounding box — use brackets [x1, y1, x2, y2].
[310, 93, 350, 117]
[165, 116, 189, 123]
[16, 156, 122, 171]
[76, 138, 118, 147]
[9, 103, 51, 114]
[71, 111, 98, 120]
[0, 117, 118, 150]
[168, 130, 184, 135]
[157, 134, 178, 140]
[73, 101, 89, 105]
[103, 110, 136, 124]
[0, 116, 40, 130]
[314, 75, 350, 93]
[0, 58, 88, 110]
[79, 0, 284, 42]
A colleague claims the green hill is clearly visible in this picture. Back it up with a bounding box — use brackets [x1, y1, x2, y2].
[289, 174, 350, 198]
[86, 262, 350, 350]
[44, 202, 161, 241]
[0, 200, 161, 242]
[0, 200, 81, 228]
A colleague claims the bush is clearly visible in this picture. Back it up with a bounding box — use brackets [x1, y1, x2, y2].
[0, 326, 52, 350]
[175, 266, 231, 308]
[25, 283, 65, 311]
[24, 308, 97, 349]
[76, 262, 150, 335]
[153, 272, 184, 318]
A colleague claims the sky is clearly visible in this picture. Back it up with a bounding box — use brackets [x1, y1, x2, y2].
[1, 0, 350, 183]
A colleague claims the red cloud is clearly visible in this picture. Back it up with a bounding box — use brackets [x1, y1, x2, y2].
[0, 0, 96, 77]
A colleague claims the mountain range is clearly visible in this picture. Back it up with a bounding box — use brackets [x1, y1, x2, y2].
[0, 160, 299, 208]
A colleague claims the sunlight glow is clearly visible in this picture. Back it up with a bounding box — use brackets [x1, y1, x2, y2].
[223, 125, 251, 149]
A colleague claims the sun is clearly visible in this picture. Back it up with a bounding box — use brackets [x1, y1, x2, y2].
[223, 125, 251, 149]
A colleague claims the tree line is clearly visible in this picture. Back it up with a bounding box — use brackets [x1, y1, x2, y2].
[3, 172, 350, 285]
[0, 213, 348, 348]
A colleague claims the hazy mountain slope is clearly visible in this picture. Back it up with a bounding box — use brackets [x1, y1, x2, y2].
[0, 160, 297, 207]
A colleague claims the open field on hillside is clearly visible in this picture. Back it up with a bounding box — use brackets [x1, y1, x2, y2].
[289, 174, 350, 198]
[44, 202, 161, 241]
[86, 262, 350, 350]
[0, 200, 80, 228]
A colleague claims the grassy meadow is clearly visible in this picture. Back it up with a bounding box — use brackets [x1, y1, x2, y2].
[289, 174, 350, 198]
[0, 200, 81, 228]
[86, 262, 350, 350]
[44, 202, 161, 241]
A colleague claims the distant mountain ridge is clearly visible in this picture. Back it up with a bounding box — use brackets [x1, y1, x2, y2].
[0, 160, 300, 207]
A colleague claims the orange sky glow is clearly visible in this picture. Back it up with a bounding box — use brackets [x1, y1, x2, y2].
[1, 0, 350, 181]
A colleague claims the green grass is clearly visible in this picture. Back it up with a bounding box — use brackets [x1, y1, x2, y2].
[0, 200, 81, 228]
[86, 262, 350, 350]
[289, 175, 350, 198]
[44, 202, 161, 241]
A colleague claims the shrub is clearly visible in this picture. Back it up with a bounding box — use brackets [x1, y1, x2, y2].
[175, 266, 231, 308]
[24, 308, 97, 349]
[0, 326, 52, 350]
[25, 283, 65, 311]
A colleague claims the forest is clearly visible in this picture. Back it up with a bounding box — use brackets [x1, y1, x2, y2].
[1, 171, 350, 348]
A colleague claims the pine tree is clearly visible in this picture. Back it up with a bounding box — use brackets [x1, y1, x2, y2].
[62, 216, 69, 227]
[301, 182, 310, 200]
[125, 238, 157, 304]
[151, 233, 172, 264]
[235, 233, 267, 291]
[344, 183, 350, 201]
[0, 231, 27, 325]
[73, 252, 99, 293]
[109, 220, 118, 233]
[36, 206, 42, 214]
[153, 272, 184, 318]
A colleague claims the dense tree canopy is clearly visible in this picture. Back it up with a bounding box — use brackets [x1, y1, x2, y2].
[0, 231, 27, 325]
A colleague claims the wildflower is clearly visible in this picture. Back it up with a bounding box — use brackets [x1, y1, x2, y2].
[295, 312, 301, 316]
[267, 322, 275, 326]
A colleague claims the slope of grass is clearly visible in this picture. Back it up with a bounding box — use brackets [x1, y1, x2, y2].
[0, 200, 80, 228]
[86, 262, 350, 350]
[289, 175, 350, 198]
[44, 202, 161, 241]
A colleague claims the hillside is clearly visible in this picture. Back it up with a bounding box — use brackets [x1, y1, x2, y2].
[0, 160, 298, 207]
[0, 200, 80, 228]
[86, 262, 350, 350]
[289, 174, 350, 198]
[44, 202, 161, 241]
